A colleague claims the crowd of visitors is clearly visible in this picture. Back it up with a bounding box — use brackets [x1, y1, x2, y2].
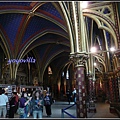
[0, 87, 53, 118]
[0, 86, 77, 118]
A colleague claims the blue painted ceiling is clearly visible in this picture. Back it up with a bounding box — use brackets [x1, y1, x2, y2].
[0, 2, 119, 71]
[0, 13, 23, 46]
[39, 2, 63, 20]
[21, 15, 65, 45]
[0, 2, 31, 6]
[0, 1, 70, 68]
[0, 2, 68, 52]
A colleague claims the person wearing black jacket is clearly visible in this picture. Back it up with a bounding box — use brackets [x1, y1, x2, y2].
[9, 92, 16, 118]
[66, 90, 71, 105]
[44, 92, 52, 117]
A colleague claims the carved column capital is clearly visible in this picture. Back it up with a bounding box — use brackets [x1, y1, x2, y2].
[106, 71, 114, 78]
[114, 50, 120, 70]
[87, 73, 94, 79]
[70, 52, 89, 67]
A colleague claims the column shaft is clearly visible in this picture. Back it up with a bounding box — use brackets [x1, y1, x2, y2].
[88, 76, 93, 101]
[76, 65, 87, 118]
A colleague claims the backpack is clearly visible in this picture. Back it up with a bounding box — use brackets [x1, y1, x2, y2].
[44, 96, 51, 106]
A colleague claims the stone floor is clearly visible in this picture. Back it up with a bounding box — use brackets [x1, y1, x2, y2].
[13, 101, 119, 119]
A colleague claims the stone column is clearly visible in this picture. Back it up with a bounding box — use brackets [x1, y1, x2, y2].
[114, 51, 120, 101]
[118, 76, 120, 101]
[108, 74, 114, 102]
[87, 74, 96, 113]
[70, 52, 88, 118]
[114, 75, 119, 102]
[109, 73, 119, 102]
[93, 79, 96, 101]
[88, 74, 93, 101]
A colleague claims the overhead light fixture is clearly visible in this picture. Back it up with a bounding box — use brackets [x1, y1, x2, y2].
[90, 47, 97, 53]
[81, 1, 88, 9]
[94, 62, 97, 66]
[110, 47, 115, 52]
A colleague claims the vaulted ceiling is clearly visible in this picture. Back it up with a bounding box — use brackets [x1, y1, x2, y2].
[0, 2, 70, 77]
[0, 1, 120, 81]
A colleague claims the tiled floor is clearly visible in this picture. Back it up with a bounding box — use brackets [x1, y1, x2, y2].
[88, 102, 118, 118]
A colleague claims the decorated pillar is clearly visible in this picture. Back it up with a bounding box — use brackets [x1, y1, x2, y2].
[87, 74, 96, 112]
[70, 52, 88, 118]
[117, 71, 120, 101]
[93, 79, 96, 101]
[87, 73, 93, 101]
[108, 72, 119, 102]
[114, 72, 119, 102]
[108, 72, 115, 102]
[114, 50, 120, 101]
[118, 75, 120, 101]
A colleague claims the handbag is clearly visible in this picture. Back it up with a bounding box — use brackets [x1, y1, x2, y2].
[17, 107, 24, 115]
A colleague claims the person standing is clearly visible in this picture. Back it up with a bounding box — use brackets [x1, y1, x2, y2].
[9, 91, 17, 118]
[72, 88, 76, 103]
[0, 88, 8, 118]
[2, 89, 8, 117]
[66, 90, 71, 105]
[31, 90, 44, 119]
[44, 92, 52, 117]
[19, 91, 32, 118]
[14, 91, 19, 113]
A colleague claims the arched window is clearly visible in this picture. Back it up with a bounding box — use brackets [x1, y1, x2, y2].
[66, 70, 69, 80]
[48, 66, 52, 75]
[62, 71, 64, 77]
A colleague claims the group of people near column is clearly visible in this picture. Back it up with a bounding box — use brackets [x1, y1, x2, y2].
[0, 87, 53, 118]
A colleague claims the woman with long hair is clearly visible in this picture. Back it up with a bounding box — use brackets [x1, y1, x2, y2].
[31, 90, 44, 119]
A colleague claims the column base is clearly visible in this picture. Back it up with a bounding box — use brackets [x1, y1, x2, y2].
[109, 107, 116, 113]
[88, 101, 96, 113]
[88, 107, 96, 113]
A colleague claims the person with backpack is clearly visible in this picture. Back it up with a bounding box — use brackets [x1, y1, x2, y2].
[44, 92, 52, 117]
[18, 91, 32, 118]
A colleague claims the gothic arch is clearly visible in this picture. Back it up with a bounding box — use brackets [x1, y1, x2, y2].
[83, 10, 118, 49]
